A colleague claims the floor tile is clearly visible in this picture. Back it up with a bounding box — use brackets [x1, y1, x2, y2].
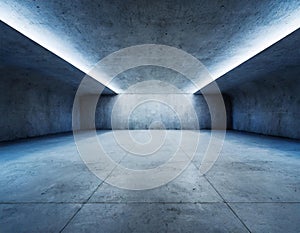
[63, 203, 248, 233]
[229, 203, 300, 233]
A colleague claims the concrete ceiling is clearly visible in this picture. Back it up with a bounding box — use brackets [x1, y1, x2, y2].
[199, 28, 300, 94]
[0, 22, 114, 94]
[0, 0, 300, 93]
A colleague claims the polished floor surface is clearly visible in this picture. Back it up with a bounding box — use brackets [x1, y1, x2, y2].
[0, 130, 299, 233]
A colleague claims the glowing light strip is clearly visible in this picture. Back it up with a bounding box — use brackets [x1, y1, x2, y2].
[1, 2, 299, 94]
[0, 3, 118, 93]
[194, 8, 300, 93]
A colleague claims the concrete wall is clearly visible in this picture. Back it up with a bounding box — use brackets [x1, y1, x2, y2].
[95, 94, 231, 130]
[0, 71, 231, 142]
[228, 70, 300, 139]
[0, 70, 75, 142]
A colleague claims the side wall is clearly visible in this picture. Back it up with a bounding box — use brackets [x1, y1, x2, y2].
[229, 72, 300, 139]
[0, 72, 75, 142]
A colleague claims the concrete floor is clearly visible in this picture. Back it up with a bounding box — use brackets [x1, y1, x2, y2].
[0, 130, 299, 233]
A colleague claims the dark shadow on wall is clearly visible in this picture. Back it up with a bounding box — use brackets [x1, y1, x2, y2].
[226, 67, 300, 139]
[0, 68, 77, 142]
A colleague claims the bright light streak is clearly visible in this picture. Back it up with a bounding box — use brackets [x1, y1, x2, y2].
[0, 2, 118, 93]
[194, 7, 300, 93]
[0, 1, 299, 94]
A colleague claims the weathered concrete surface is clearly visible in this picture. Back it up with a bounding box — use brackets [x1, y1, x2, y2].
[0, 22, 114, 94]
[63, 203, 248, 233]
[201, 29, 300, 139]
[0, 204, 82, 233]
[229, 203, 300, 233]
[111, 66, 196, 93]
[95, 94, 231, 130]
[204, 28, 300, 93]
[0, 21, 230, 141]
[1, 0, 299, 92]
[0, 1, 299, 140]
[0, 69, 231, 142]
[229, 72, 300, 139]
[0, 22, 113, 142]
[0, 131, 299, 232]
[0, 72, 75, 142]
[96, 94, 207, 130]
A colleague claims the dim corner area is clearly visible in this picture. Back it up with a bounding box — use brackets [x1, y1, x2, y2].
[0, 1, 300, 233]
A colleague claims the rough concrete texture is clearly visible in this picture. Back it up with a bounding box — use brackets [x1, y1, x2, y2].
[0, 22, 114, 94]
[230, 72, 300, 139]
[202, 29, 300, 139]
[95, 94, 231, 130]
[111, 66, 195, 93]
[0, 130, 299, 232]
[0, 73, 75, 142]
[1, 2, 299, 140]
[1, 0, 300, 92]
[202, 29, 300, 94]
[0, 22, 112, 142]
[0, 71, 231, 141]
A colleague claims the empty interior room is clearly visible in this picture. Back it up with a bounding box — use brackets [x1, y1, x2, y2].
[0, 1, 300, 233]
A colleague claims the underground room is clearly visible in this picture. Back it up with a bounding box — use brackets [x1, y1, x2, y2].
[0, 0, 300, 232]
